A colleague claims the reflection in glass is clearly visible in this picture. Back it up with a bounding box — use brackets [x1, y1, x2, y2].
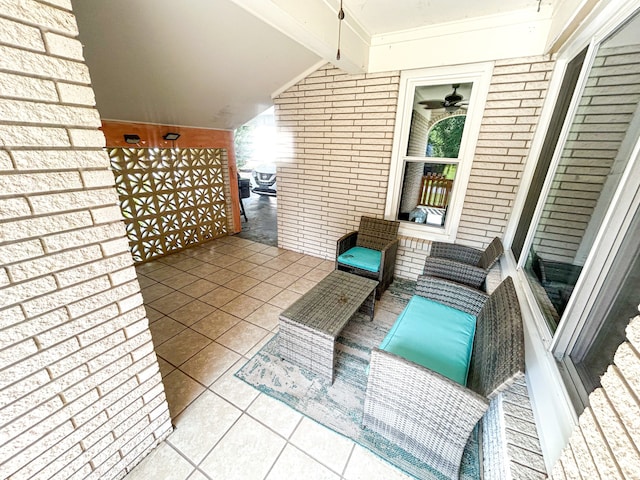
[523, 11, 640, 333]
[398, 83, 471, 227]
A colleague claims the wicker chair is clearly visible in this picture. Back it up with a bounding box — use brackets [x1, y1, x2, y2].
[423, 236, 504, 290]
[336, 216, 400, 299]
[362, 276, 524, 480]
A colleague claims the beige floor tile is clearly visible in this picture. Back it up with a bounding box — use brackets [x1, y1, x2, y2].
[226, 259, 260, 274]
[245, 242, 271, 253]
[198, 286, 240, 308]
[210, 254, 240, 268]
[262, 256, 293, 271]
[343, 445, 413, 480]
[265, 271, 298, 289]
[224, 274, 261, 293]
[244, 303, 281, 330]
[156, 356, 176, 379]
[208, 268, 242, 285]
[225, 246, 254, 260]
[180, 342, 241, 386]
[296, 255, 325, 268]
[261, 246, 284, 257]
[246, 332, 276, 358]
[149, 316, 187, 346]
[135, 260, 166, 275]
[186, 470, 208, 480]
[280, 262, 314, 277]
[161, 369, 206, 418]
[225, 236, 254, 247]
[178, 278, 218, 298]
[136, 274, 157, 289]
[244, 265, 279, 281]
[144, 265, 184, 282]
[172, 257, 206, 271]
[155, 328, 211, 366]
[245, 252, 273, 265]
[216, 321, 270, 355]
[148, 290, 194, 314]
[186, 262, 221, 279]
[268, 289, 302, 309]
[191, 310, 240, 340]
[168, 390, 242, 464]
[245, 282, 283, 302]
[316, 259, 336, 271]
[210, 362, 260, 409]
[199, 415, 285, 480]
[266, 444, 340, 480]
[247, 394, 302, 439]
[141, 283, 174, 303]
[303, 268, 331, 283]
[290, 417, 354, 475]
[144, 305, 165, 322]
[219, 294, 264, 319]
[288, 277, 317, 295]
[124, 442, 194, 480]
[168, 299, 216, 326]
[160, 271, 199, 290]
[278, 251, 305, 263]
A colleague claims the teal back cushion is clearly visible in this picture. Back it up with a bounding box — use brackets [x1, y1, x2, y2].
[379, 295, 476, 385]
[337, 246, 381, 273]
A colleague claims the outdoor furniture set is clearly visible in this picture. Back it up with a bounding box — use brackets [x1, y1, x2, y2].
[278, 222, 523, 480]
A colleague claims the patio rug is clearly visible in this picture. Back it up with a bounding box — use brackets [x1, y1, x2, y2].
[235, 279, 481, 480]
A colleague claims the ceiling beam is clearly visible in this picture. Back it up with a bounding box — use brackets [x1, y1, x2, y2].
[230, 0, 369, 74]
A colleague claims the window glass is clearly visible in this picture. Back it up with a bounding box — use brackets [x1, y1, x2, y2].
[398, 83, 471, 227]
[521, 11, 640, 335]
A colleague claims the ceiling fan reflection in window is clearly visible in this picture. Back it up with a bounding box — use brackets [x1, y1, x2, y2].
[418, 84, 469, 113]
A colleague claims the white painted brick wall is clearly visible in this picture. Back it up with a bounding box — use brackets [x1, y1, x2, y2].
[0, 4, 172, 480]
[274, 58, 554, 278]
[551, 315, 640, 479]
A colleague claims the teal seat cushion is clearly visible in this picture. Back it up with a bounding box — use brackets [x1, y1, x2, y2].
[379, 295, 476, 385]
[338, 247, 381, 273]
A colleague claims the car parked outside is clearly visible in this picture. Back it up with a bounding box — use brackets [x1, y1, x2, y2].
[251, 163, 277, 195]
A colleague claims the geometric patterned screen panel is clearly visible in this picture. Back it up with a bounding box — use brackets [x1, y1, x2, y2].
[109, 147, 228, 263]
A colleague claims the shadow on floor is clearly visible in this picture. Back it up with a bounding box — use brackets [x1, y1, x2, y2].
[236, 192, 277, 246]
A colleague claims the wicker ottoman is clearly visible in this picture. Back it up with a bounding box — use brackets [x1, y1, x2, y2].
[279, 270, 378, 383]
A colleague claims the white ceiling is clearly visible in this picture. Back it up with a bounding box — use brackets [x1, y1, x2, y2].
[72, 0, 560, 131]
[344, 0, 551, 35]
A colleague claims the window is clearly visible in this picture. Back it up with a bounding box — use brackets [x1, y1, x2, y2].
[514, 6, 640, 412]
[385, 63, 493, 241]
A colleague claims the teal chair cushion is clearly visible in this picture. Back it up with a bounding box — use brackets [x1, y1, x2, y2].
[379, 294, 476, 385]
[337, 246, 381, 273]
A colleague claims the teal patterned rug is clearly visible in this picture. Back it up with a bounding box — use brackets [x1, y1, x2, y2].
[235, 279, 481, 480]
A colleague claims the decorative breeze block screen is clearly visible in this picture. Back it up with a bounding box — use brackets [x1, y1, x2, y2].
[110, 147, 228, 263]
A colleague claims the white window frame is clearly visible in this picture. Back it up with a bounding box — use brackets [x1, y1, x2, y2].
[384, 62, 494, 241]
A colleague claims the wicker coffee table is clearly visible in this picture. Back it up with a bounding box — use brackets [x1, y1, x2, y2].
[279, 270, 378, 383]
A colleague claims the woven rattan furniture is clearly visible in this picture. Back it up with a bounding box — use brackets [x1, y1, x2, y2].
[423, 236, 504, 290]
[362, 275, 524, 480]
[336, 216, 399, 299]
[279, 270, 378, 383]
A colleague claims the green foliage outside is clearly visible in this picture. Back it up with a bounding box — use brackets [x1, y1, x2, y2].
[427, 115, 466, 159]
[234, 124, 255, 169]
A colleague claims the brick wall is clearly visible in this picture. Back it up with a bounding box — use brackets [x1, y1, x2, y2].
[274, 58, 554, 278]
[273, 63, 400, 258]
[0, 2, 172, 479]
[458, 55, 555, 249]
[533, 45, 640, 263]
[551, 315, 640, 479]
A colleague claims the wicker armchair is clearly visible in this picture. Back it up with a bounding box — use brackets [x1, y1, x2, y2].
[336, 216, 399, 299]
[423, 236, 504, 290]
[362, 276, 524, 480]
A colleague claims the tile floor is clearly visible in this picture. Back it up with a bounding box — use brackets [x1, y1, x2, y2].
[126, 235, 412, 480]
